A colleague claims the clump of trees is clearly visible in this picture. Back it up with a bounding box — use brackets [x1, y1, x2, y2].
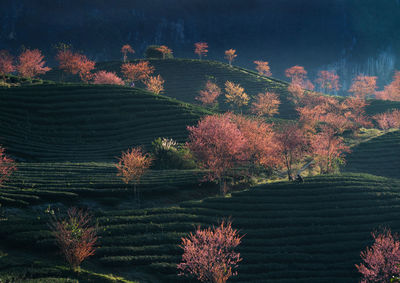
[50, 207, 97, 270]
[178, 220, 243, 283]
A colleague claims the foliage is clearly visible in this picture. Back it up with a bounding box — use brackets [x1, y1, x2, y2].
[373, 109, 400, 130]
[356, 228, 400, 283]
[56, 50, 95, 83]
[224, 81, 249, 109]
[92, 71, 124, 85]
[145, 45, 174, 59]
[0, 146, 17, 186]
[276, 123, 309, 180]
[121, 44, 135, 63]
[349, 75, 377, 99]
[187, 114, 247, 194]
[315, 70, 340, 93]
[375, 71, 400, 101]
[121, 61, 155, 83]
[151, 137, 196, 169]
[144, 75, 165, 94]
[50, 207, 97, 270]
[115, 147, 153, 186]
[0, 50, 15, 80]
[196, 80, 221, 107]
[177, 220, 243, 283]
[251, 91, 280, 117]
[224, 49, 237, 66]
[194, 42, 208, 59]
[254, 60, 272, 77]
[311, 126, 350, 174]
[285, 66, 314, 90]
[17, 49, 51, 78]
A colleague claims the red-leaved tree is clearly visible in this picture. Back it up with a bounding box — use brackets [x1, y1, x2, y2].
[17, 49, 51, 78]
[178, 220, 243, 283]
[0, 146, 17, 186]
[276, 123, 309, 180]
[251, 92, 280, 117]
[121, 44, 135, 62]
[315, 70, 340, 93]
[50, 207, 97, 270]
[194, 42, 208, 60]
[187, 114, 247, 195]
[156, 45, 173, 59]
[196, 81, 221, 107]
[373, 109, 400, 130]
[285, 65, 307, 84]
[121, 61, 155, 83]
[254, 60, 272, 77]
[56, 50, 95, 83]
[348, 75, 377, 99]
[92, 71, 124, 85]
[144, 75, 165, 94]
[310, 126, 350, 174]
[356, 228, 400, 283]
[0, 50, 15, 81]
[375, 71, 400, 101]
[225, 49, 237, 66]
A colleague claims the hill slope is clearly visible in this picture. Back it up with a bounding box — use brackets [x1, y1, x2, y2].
[0, 84, 211, 162]
[3, 173, 400, 282]
[345, 130, 400, 178]
[44, 58, 400, 119]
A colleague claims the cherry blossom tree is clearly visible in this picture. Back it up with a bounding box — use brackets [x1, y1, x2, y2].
[56, 50, 95, 83]
[50, 207, 97, 270]
[156, 45, 173, 59]
[224, 49, 237, 66]
[375, 71, 400, 101]
[92, 71, 124, 85]
[373, 109, 400, 130]
[144, 75, 165, 94]
[121, 44, 135, 62]
[121, 61, 155, 83]
[194, 42, 208, 60]
[196, 81, 221, 107]
[17, 49, 51, 78]
[348, 75, 377, 99]
[251, 92, 280, 117]
[285, 65, 308, 84]
[276, 123, 309, 180]
[315, 70, 340, 93]
[310, 126, 350, 174]
[254, 60, 272, 77]
[178, 220, 243, 283]
[356, 228, 400, 283]
[187, 114, 247, 195]
[0, 50, 15, 81]
[224, 81, 249, 110]
[0, 146, 17, 186]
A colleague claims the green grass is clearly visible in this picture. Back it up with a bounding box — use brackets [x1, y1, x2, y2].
[0, 83, 212, 162]
[0, 162, 210, 207]
[2, 173, 400, 282]
[345, 130, 400, 178]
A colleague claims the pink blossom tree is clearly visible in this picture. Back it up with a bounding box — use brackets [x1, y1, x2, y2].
[187, 114, 247, 195]
[92, 70, 124, 85]
[356, 229, 400, 283]
[0, 146, 17, 186]
[178, 220, 243, 283]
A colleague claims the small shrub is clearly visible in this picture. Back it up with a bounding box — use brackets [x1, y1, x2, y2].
[151, 137, 196, 169]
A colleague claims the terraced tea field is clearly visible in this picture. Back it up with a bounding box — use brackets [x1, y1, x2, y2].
[0, 84, 211, 162]
[345, 130, 400, 178]
[2, 173, 400, 282]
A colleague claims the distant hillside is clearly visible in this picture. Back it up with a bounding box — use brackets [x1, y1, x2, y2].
[44, 58, 400, 119]
[3, 173, 400, 282]
[0, 83, 212, 162]
[345, 130, 400, 178]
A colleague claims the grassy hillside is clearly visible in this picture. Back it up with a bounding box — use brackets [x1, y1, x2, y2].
[345, 130, 400, 178]
[2, 173, 400, 282]
[0, 83, 212, 162]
